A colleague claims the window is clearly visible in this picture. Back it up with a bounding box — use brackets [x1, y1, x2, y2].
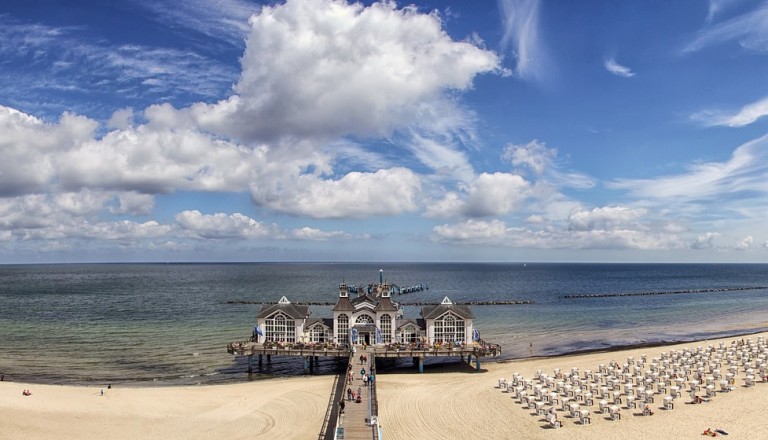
[399, 324, 419, 343]
[433, 313, 464, 343]
[380, 314, 392, 343]
[265, 313, 296, 342]
[310, 324, 326, 343]
[337, 314, 349, 344]
[355, 314, 374, 324]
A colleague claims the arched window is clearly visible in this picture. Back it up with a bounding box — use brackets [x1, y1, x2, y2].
[380, 314, 392, 343]
[434, 313, 464, 343]
[399, 324, 418, 343]
[265, 313, 296, 342]
[355, 314, 374, 324]
[337, 314, 349, 344]
[310, 325, 326, 343]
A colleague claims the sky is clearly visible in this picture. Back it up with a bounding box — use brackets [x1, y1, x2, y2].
[2, 0, 768, 264]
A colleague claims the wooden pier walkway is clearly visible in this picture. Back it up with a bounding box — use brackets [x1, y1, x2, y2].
[335, 346, 379, 440]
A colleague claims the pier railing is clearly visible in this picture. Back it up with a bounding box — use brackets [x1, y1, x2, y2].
[227, 341, 501, 358]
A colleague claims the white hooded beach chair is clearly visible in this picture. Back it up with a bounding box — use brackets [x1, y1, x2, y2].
[579, 409, 591, 425]
[609, 405, 621, 421]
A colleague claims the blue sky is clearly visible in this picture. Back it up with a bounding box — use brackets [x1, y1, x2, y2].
[2, 0, 768, 263]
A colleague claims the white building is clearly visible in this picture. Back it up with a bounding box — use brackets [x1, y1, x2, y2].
[254, 276, 476, 346]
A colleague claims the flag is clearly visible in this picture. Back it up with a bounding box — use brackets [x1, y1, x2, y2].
[472, 328, 480, 342]
[255, 326, 263, 336]
[350, 328, 358, 344]
[375, 327, 382, 344]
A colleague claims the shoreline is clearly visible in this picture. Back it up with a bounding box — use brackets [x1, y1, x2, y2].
[4, 326, 768, 388]
[3, 330, 768, 439]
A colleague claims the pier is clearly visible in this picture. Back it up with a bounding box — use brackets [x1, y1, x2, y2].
[227, 341, 502, 374]
[227, 341, 500, 440]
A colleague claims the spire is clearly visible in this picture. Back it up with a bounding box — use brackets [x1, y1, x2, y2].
[441, 296, 452, 305]
[278, 296, 291, 304]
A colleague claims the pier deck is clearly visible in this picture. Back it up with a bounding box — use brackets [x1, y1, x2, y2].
[336, 346, 378, 440]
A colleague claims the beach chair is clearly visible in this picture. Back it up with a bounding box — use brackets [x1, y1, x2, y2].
[598, 399, 609, 414]
[609, 405, 621, 421]
[638, 400, 654, 416]
[745, 375, 755, 387]
[579, 409, 591, 425]
[626, 395, 636, 409]
[670, 385, 680, 398]
[705, 385, 716, 398]
[663, 395, 674, 410]
[569, 403, 580, 419]
[546, 412, 561, 429]
[584, 392, 594, 406]
[498, 378, 507, 390]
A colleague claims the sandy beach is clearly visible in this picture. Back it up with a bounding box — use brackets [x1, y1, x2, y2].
[3, 332, 768, 440]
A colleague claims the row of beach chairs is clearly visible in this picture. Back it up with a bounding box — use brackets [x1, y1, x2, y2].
[496, 336, 767, 428]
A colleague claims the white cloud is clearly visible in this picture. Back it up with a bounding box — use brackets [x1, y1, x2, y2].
[609, 133, 768, 210]
[685, 2, 768, 53]
[291, 227, 351, 241]
[604, 58, 636, 77]
[568, 206, 647, 231]
[433, 213, 684, 250]
[502, 139, 555, 174]
[107, 108, 135, 130]
[0, 16, 236, 114]
[250, 168, 421, 219]
[502, 140, 595, 188]
[691, 95, 768, 127]
[736, 235, 754, 250]
[691, 232, 720, 249]
[175, 210, 278, 239]
[136, 0, 254, 44]
[425, 172, 530, 218]
[193, 0, 501, 143]
[498, 0, 548, 81]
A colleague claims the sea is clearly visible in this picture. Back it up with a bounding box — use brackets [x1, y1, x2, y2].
[2, 262, 768, 387]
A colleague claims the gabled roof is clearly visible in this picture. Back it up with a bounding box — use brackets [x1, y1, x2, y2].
[305, 317, 333, 329]
[374, 296, 399, 312]
[332, 296, 355, 312]
[396, 318, 425, 331]
[256, 296, 310, 319]
[351, 294, 378, 308]
[421, 297, 473, 320]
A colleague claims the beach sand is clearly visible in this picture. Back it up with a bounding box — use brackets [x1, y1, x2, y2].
[3, 332, 768, 440]
[0, 376, 334, 440]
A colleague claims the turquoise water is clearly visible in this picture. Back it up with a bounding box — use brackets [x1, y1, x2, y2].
[1, 263, 768, 385]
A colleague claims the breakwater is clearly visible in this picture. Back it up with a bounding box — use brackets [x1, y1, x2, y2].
[226, 300, 534, 306]
[563, 286, 767, 299]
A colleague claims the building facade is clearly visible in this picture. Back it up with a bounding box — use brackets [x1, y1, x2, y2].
[254, 275, 476, 346]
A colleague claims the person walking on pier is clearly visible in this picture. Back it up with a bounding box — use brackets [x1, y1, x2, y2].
[347, 387, 352, 401]
[339, 399, 345, 415]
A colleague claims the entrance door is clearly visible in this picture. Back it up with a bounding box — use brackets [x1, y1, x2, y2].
[364, 333, 371, 345]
